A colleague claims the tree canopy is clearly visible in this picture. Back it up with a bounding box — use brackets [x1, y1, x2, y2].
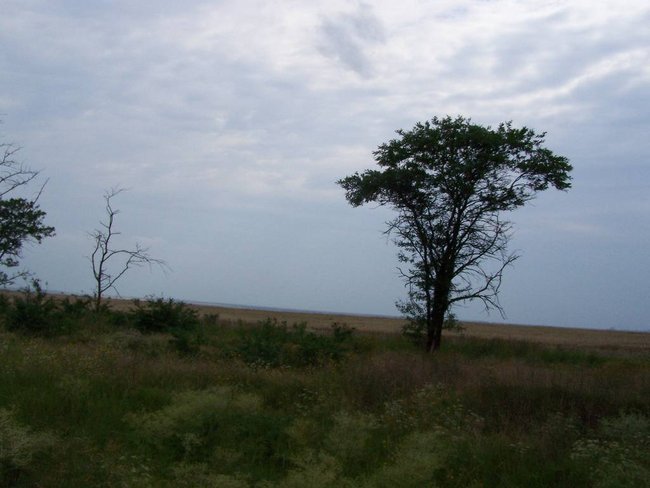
[338, 116, 572, 351]
[0, 140, 55, 286]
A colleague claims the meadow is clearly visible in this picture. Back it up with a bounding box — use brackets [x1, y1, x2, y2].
[0, 291, 648, 487]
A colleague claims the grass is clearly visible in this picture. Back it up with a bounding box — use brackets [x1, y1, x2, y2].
[0, 292, 648, 486]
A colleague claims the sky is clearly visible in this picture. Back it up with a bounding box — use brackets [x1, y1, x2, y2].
[1, 0, 648, 331]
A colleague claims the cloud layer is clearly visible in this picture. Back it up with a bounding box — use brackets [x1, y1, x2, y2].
[1, 0, 648, 330]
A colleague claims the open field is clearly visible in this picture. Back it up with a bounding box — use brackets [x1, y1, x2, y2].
[1, 290, 648, 486]
[19, 291, 648, 352]
[195, 304, 649, 352]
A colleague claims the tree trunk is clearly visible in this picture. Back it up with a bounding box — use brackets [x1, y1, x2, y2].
[426, 291, 449, 352]
[94, 291, 102, 313]
[426, 306, 446, 352]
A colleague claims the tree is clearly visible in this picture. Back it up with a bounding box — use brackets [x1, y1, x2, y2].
[89, 188, 166, 311]
[338, 116, 572, 352]
[0, 140, 55, 286]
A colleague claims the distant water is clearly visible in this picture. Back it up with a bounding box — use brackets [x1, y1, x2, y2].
[182, 299, 403, 320]
[33, 288, 392, 318]
[18, 288, 650, 333]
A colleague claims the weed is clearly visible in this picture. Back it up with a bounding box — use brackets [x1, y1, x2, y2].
[571, 412, 650, 488]
[271, 452, 351, 488]
[126, 387, 291, 474]
[323, 411, 380, 474]
[170, 463, 250, 488]
[0, 408, 56, 486]
[363, 431, 446, 488]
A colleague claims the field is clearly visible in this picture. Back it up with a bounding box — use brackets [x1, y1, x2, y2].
[192, 302, 649, 351]
[0, 292, 648, 487]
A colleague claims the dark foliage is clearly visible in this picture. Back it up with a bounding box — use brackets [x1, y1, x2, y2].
[3, 281, 91, 336]
[233, 318, 357, 368]
[339, 115, 572, 351]
[0, 140, 55, 286]
[130, 297, 200, 334]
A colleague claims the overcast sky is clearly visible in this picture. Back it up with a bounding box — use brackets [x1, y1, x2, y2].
[1, 0, 648, 331]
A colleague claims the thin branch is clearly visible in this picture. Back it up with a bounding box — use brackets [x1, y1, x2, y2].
[88, 188, 168, 310]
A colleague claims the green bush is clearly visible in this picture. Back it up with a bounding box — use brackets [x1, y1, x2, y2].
[0, 293, 11, 318]
[131, 297, 200, 334]
[129, 298, 206, 355]
[234, 319, 356, 368]
[58, 295, 93, 319]
[3, 282, 99, 336]
[5, 281, 66, 336]
[169, 326, 205, 356]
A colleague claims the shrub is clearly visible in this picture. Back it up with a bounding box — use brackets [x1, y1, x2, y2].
[131, 297, 200, 334]
[169, 326, 205, 356]
[105, 309, 131, 328]
[4, 280, 63, 336]
[3, 283, 101, 336]
[0, 293, 11, 318]
[234, 319, 356, 368]
[58, 295, 93, 319]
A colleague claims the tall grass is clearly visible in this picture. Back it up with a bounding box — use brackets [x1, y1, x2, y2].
[0, 292, 648, 486]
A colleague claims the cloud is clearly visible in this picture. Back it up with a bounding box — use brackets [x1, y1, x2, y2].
[1, 0, 649, 328]
[317, 3, 386, 77]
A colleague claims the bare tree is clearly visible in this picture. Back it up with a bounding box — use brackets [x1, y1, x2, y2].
[90, 188, 166, 311]
[0, 140, 55, 286]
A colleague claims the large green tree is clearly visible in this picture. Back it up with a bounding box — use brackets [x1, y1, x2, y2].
[338, 116, 572, 351]
[0, 140, 55, 286]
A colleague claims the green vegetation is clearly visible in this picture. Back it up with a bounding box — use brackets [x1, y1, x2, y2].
[0, 292, 648, 487]
[0, 138, 56, 287]
[338, 116, 572, 351]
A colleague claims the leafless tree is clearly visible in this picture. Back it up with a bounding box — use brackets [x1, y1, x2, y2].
[90, 188, 166, 311]
[1, 142, 39, 196]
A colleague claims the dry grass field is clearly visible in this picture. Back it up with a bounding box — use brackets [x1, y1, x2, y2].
[97, 294, 649, 353]
[167, 300, 646, 352]
[203, 305, 646, 351]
